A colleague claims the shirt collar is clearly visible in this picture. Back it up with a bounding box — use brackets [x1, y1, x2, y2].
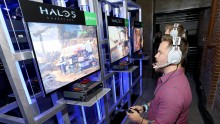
[158, 67, 184, 84]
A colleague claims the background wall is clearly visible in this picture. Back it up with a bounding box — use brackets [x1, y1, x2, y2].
[199, 0, 220, 115]
[136, 0, 211, 78]
[155, 0, 211, 13]
[136, 0, 154, 78]
[198, 9, 212, 103]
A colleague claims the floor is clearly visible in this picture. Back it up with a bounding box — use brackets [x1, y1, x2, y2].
[125, 73, 219, 124]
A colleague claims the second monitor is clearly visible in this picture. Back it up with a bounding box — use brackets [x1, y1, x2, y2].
[107, 17, 132, 70]
[131, 21, 144, 58]
[107, 16, 130, 64]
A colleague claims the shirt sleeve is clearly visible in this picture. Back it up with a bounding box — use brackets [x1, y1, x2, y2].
[153, 88, 183, 124]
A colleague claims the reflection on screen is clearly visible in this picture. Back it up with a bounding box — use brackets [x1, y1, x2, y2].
[28, 22, 100, 94]
[133, 27, 143, 52]
[108, 26, 129, 63]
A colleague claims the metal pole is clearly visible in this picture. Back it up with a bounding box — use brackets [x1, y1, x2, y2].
[51, 0, 66, 7]
[51, 93, 70, 124]
[140, 60, 143, 95]
[113, 7, 120, 17]
[78, 0, 89, 12]
[81, 106, 87, 124]
[103, 3, 111, 16]
[139, 8, 142, 22]
[0, 9, 35, 124]
[112, 75, 117, 103]
[86, 0, 110, 123]
[122, 0, 128, 19]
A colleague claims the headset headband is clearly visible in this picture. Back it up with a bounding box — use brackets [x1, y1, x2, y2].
[170, 23, 179, 37]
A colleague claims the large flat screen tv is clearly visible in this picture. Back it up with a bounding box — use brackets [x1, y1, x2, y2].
[107, 17, 129, 63]
[19, 0, 100, 94]
[27, 23, 100, 94]
[133, 21, 143, 53]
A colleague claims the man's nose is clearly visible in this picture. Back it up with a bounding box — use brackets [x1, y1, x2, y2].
[154, 53, 158, 58]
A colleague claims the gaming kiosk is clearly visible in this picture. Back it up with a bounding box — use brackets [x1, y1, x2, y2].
[0, 0, 147, 124]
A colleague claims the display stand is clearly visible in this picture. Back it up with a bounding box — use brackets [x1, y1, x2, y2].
[109, 66, 138, 109]
[58, 88, 110, 107]
[100, 0, 143, 123]
[0, 0, 144, 124]
[55, 0, 111, 124]
[74, 0, 143, 123]
[0, 0, 108, 124]
[131, 56, 150, 96]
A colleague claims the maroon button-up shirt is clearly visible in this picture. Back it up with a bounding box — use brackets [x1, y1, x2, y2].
[147, 68, 192, 124]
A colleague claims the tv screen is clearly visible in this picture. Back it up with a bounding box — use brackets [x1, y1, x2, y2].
[27, 22, 100, 94]
[133, 27, 143, 53]
[108, 26, 129, 63]
[19, 0, 100, 94]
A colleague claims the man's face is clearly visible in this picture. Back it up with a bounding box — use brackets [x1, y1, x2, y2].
[154, 41, 170, 69]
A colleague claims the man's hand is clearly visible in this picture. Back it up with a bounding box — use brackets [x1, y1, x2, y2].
[126, 109, 143, 123]
[130, 105, 144, 113]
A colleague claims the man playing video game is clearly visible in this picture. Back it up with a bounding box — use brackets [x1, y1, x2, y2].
[127, 23, 192, 124]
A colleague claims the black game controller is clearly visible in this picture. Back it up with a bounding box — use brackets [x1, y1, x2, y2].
[127, 108, 139, 113]
[127, 109, 133, 113]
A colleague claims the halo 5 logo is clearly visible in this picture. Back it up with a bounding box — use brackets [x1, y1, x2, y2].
[39, 6, 76, 19]
[112, 19, 122, 23]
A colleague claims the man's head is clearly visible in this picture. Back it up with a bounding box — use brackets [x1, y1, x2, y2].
[154, 35, 188, 73]
[153, 23, 189, 73]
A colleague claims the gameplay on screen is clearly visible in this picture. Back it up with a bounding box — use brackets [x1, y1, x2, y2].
[133, 27, 143, 52]
[108, 26, 129, 63]
[28, 22, 100, 94]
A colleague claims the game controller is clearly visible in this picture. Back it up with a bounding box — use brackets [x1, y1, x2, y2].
[127, 108, 139, 113]
[127, 109, 133, 113]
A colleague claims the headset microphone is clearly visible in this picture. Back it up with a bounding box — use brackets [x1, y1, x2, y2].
[153, 62, 170, 69]
[153, 59, 180, 69]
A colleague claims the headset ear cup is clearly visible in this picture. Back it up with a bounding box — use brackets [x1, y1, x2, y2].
[168, 23, 182, 64]
[168, 47, 182, 64]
